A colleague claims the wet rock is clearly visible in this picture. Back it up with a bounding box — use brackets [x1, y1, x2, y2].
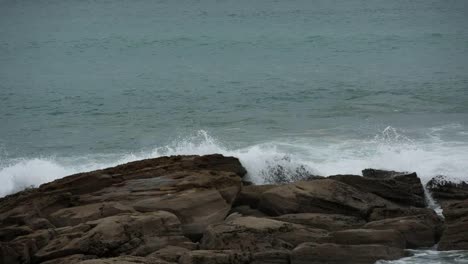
[258, 179, 397, 217]
[427, 175, 468, 202]
[291, 242, 405, 264]
[261, 162, 322, 184]
[200, 216, 328, 251]
[331, 170, 426, 207]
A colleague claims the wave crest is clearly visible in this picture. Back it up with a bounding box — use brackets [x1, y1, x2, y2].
[1, 127, 467, 197]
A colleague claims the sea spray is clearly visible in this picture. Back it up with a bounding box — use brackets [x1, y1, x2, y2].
[1, 127, 468, 197]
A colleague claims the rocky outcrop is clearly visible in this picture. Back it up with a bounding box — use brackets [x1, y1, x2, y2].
[0, 155, 245, 264]
[0, 157, 461, 264]
[257, 179, 398, 217]
[330, 170, 426, 207]
[427, 175, 468, 202]
[426, 176, 468, 250]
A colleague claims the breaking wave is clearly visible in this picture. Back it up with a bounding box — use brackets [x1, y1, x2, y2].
[1, 127, 468, 198]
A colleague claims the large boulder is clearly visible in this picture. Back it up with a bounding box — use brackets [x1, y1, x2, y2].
[200, 216, 328, 251]
[330, 170, 426, 207]
[291, 242, 405, 264]
[258, 179, 398, 217]
[0, 155, 246, 264]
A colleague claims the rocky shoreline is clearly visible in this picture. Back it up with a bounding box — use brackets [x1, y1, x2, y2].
[0, 154, 467, 264]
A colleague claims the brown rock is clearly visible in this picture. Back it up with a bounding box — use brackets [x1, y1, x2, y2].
[133, 188, 235, 239]
[201, 216, 327, 251]
[368, 207, 441, 222]
[49, 202, 135, 227]
[438, 199, 468, 250]
[272, 213, 365, 231]
[258, 179, 397, 217]
[0, 155, 246, 263]
[325, 229, 406, 248]
[364, 214, 440, 248]
[291, 242, 405, 264]
[35, 211, 192, 262]
[330, 171, 426, 207]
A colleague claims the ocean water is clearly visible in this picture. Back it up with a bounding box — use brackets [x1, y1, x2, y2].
[1, 0, 468, 262]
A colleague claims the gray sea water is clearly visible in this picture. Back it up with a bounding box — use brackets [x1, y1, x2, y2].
[1, 0, 468, 262]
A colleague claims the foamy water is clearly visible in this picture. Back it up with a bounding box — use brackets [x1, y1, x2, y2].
[377, 250, 468, 264]
[1, 127, 467, 198]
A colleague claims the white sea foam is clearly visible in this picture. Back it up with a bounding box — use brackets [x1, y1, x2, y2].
[1, 127, 467, 198]
[376, 249, 468, 263]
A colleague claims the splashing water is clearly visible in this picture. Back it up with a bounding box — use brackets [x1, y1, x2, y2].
[1, 127, 467, 198]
